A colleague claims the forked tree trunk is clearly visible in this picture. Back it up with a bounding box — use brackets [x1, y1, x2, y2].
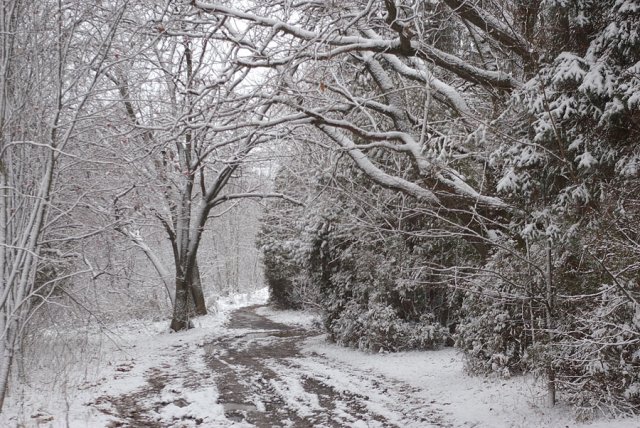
[170, 260, 206, 331]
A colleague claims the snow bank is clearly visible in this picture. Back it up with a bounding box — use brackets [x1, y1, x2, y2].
[217, 287, 269, 311]
[254, 306, 321, 329]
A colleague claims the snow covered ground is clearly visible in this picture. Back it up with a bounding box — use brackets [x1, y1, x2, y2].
[0, 289, 269, 427]
[2, 288, 639, 427]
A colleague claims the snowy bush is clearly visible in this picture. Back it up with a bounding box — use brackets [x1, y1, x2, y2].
[551, 285, 640, 419]
[328, 300, 446, 352]
[257, 156, 330, 310]
[260, 246, 303, 309]
[457, 245, 546, 377]
[551, 190, 640, 417]
[319, 214, 470, 352]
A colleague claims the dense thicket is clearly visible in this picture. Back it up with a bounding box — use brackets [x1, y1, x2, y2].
[245, 0, 640, 417]
[259, 144, 476, 351]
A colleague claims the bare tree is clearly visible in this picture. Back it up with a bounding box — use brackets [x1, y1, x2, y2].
[100, 3, 301, 331]
[192, 0, 525, 242]
[0, 0, 126, 410]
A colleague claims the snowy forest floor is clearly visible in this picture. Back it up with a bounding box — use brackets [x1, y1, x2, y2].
[2, 289, 640, 427]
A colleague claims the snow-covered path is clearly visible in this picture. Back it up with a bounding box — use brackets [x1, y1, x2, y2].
[204, 305, 449, 427]
[90, 305, 448, 427]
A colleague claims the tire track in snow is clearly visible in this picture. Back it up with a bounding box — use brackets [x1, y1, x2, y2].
[205, 305, 451, 427]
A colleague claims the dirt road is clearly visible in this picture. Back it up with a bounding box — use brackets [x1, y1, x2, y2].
[93, 305, 450, 427]
[205, 306, 449, 427]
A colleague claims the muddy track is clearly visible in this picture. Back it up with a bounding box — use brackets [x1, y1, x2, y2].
[90, 305, 451, 427]
[91, 341, 211, 428]
[205, 305, 450, 427]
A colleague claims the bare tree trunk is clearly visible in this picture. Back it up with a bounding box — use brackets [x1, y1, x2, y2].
[169, 261, 206, 330]
[127, 231, 175, 306]
[172, 252, 209, 329]
[191, 259, 207, 316]
[0, 329, 15, 411]
[170, 276, 192, 331]
[545, 244, 556, 406]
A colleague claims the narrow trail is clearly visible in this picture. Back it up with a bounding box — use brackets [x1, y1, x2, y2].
[91, 305, 451, 427]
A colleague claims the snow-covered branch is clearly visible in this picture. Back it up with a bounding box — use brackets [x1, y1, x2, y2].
[210, 192, 305, 208]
